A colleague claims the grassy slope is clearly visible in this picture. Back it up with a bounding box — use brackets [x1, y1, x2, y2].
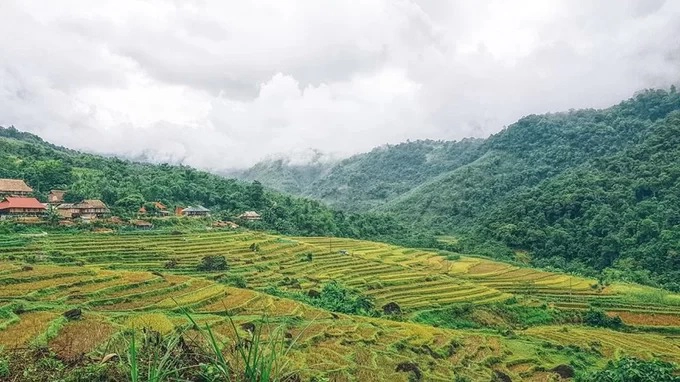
[0, 229, 678, 380]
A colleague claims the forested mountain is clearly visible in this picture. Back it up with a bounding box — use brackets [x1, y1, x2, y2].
[478, 110, 680, 290]
[238, 138, 485, 211]
[0, 127, 406, 240]
[227, 151, 336, 195]
[383, 88, 680, 229]
[306, 138, 484, 211]
[237, 88, 680, 290]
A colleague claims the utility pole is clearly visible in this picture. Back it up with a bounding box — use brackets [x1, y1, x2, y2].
[329, 236, 332, 254]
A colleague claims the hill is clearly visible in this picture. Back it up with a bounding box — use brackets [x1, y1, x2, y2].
[225, 149, 337, 196]
[0, 126, 406, 241]
[236, 88, 680, 291]
[383, 89, 680, 291]
[476, 110, 680, 291]
[383, 88, 680, 229]
[237, 139, 484, 212]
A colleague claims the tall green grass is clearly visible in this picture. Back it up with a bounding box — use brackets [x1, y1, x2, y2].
[184, 312, 293, 382]
[125, 310, 300, 382]
[127, 330, 189, 382]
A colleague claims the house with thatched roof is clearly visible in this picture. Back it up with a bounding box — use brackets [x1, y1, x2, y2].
[238, 211, 261, 221]
[56, 203, 77, 219]
[131, 220, 154, 229]
[75, 200, 110, 219]
[0, 197, 46, 217]
[0, 179, 33, 197]
[139, 201, 170, 216]
[181, 205, 210, 217]
[213, 220, 239, 229]
[57, 199, 110, 220]
[48, 190, 66, 204]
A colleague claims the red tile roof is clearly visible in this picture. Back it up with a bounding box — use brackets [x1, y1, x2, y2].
[0, 197, 46, 210]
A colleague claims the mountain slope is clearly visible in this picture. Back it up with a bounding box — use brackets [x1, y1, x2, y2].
[381, 89, 680, 230]
[478, 110, 680, 290]
[228, 150, 336, 195]
[238, 138, 484, 212]
[306, 138, 484, 211]
[235, 88, 680, 290]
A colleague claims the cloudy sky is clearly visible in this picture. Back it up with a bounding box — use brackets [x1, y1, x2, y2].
[1, 0, 679, 169]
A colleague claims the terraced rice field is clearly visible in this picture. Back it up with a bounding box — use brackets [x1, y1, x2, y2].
[0, 263, 596, 381]
[0, 229, 678, 380]
[3, 230, 680, 316]
[524, 325, 680, 362]
[0, 231, 514, 310]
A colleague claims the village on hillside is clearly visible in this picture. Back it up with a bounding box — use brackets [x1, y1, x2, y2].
[0, 178, 262, 229]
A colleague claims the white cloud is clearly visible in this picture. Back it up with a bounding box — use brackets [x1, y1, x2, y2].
[0, 0, 678, 169]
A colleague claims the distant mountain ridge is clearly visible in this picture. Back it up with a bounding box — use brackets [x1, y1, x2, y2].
[225, 149, 338, 195]
[238, 88, 680, 223]
[235, 138, 485, 211]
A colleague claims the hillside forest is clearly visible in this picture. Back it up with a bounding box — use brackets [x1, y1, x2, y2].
[236, 88, 680, 291]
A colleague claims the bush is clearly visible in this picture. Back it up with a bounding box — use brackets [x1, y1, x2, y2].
[196, 256, 229, 272]
[264, 281, 377, 316]
[582, 308, 623, 329]
[216, 274, 247, 288]
[318, 281, 375, 315]
[0, 358, 8, 378]
[576, 357, 680, 382]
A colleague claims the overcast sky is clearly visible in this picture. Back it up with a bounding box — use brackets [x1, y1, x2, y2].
[1, 0, 679, 169]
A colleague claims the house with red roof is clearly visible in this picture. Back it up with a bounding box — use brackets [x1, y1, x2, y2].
[0, 197, 46, 217]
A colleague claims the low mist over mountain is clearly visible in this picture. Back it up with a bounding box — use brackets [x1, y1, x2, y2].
[2, 1, 680, 169]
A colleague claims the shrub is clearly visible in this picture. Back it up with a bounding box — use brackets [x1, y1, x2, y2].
[582, 308, 623, 329]
[264, 281, 376, 316]
[197, 255, 229, 272]
[216, 274, 247, 288]
[0, 358, 9, 378]
[576, 357, 680, 382]
[319, 281, 375, 315]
